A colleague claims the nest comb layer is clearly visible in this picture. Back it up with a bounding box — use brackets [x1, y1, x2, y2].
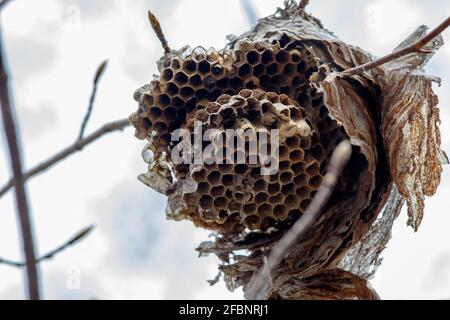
[130, 1, 445, 299]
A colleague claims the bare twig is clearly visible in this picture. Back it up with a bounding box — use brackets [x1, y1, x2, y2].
[298, 0, 310, 11]
[0, 0, 13, 11]
[148, 10, 171, 53]
[240, 0, 258, 27]
[77, 60, 108, 141]
[245, 140, 352, 300]
[0, 118, 130, 199]
[0, 225, 95, 268]
[0, 23, 40, 300]
[342, 15, 450, 76]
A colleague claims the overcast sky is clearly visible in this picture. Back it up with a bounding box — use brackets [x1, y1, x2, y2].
[0, 0, 449, 300]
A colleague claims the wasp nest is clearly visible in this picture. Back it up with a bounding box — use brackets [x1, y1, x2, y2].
[130, 1, 446, 299]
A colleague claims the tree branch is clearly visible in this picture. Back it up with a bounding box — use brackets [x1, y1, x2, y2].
[148, 10, 171, 54]
[0, 23, 40, 300]
[0, 118, 130, 199]
[77, 59, 108, 141]
[0, 225, 94, 268]
[298, 0, 310, 11]
[0, 0, 13, 11]
[342, 15, 450, 76]
[245, 140, 352, 300]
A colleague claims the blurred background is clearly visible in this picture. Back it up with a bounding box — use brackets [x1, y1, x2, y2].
[0, 0, 449, 299]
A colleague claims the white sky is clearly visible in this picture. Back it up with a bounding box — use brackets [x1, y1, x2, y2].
[0, 0, 449, 300]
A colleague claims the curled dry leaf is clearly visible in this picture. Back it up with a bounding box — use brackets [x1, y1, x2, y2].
[130, 0, 446, 299]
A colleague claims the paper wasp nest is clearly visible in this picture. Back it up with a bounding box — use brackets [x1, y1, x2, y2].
[130, 1, 446, 299]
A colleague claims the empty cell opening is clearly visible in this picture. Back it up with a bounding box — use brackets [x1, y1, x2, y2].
[261, 50, 274, 64]
[163, 107, 176, 119]
[276, 51, 288, 64]
[207, 171, 221, 185]
[162, 68, 174, 81]
[189, 74, 202, 87]
[157, 94, 171, 107]
[296, 187, 309, 199]
[289, 149, 304, 162]
[255, 192, 268, 203]
[243, 203, 257, 214]
[306, 162, 319, 175]
[286, 136, 300, 148]
[246, 51, 260, 64]
[280, 171, 294, 183]
[199, 195, 213, 209]
[239, 64, 251, 78]
[267, 63, 279, 75]
[258, 204, 272, 216]
[153, 122, 167, 132]
[294, 173, 308, 186]
[273, 204, 287, 218]
[182, 60, 197, 73]
[197, 60, 210, 74]
[234, 164, 249, 175]
[197, 182, 210, 193]
[166, 82, 179, 96]
[222, 174, 234, 186]
[149, 107, 162, 119]
[300, 199, 311, 211]
[254, 179, 267, 191]
[214, 197, 227, 208]
[174, 72, 189, 85]
[309, 175, 323, 188]
[268, 183, 280, 195]
[253, 64, 265, 77]
[211, 186, 225, 197]
[192, 169, 207, 181]
[180, 87, 194, 98]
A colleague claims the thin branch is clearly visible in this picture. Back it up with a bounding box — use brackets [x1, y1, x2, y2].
[0, 118, 130, 199]
[342, 15, 450, 76]
[240, 0, 258, 27]
[77, 59, 108, 141]
[298, 0, 310, 11]
[245, 140, 352, 300]
[0, 23, 40, 300]
[0, 0, 13, 11]
[0, 225, 95, 268]
[148, 10, 171, 53]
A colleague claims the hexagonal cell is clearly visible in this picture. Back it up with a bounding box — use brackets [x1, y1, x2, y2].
[273, 204, 288, 219]
[275, 50, 289, 64]
[211, 185, 225, 197]
[258, 203, 272, 216]
[268, 183, 281, 195]
[246, 50, 260, 65]
[306, 162, 320, 176]
[280, 171, 294, 183]
[261, 50, 275, 64]
[300, 199, 312, 211]
[267, 63, 280, 75]
[243, 203, 257, 215]
[222, 174, 234, 186]
[197, 181, 211, 194]
[199, 195, 213, 209]
[255, 192, 268, 203]
[289, 149, 304, 162]
[162, 68, 174, 81]
[197, 60, 211, 74]
[213, 196, 228, 208]
[174, 72, 189, 85]
[309, 175, 323, 188]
